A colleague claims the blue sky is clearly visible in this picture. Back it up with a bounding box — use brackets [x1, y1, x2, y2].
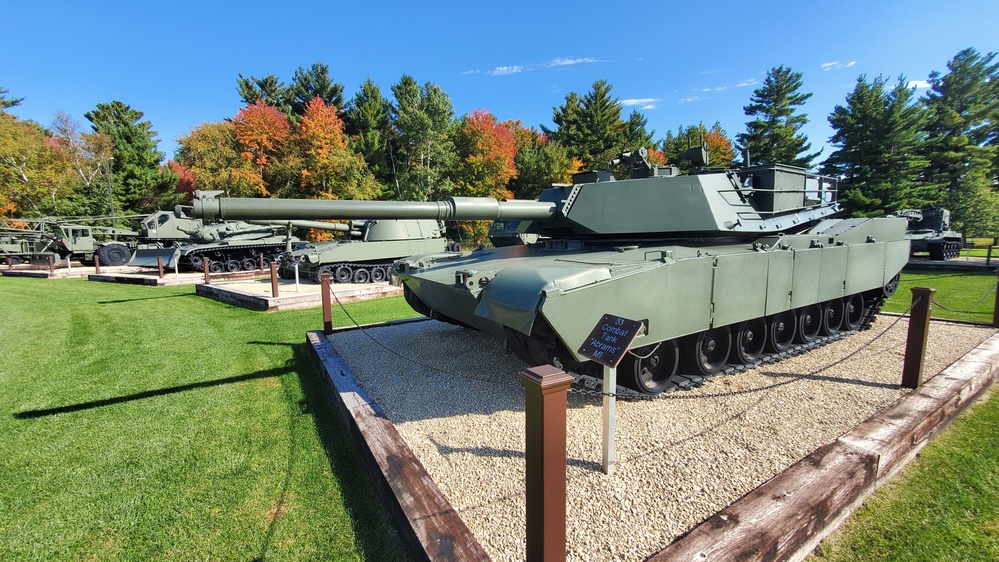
[3, 1, 997, 168]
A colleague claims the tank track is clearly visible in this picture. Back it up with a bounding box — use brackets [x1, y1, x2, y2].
[181, 244, 281, 272]
[927, 240, 962, 260]
[564, 292, 886, 401]
[289, 261, 394, 284]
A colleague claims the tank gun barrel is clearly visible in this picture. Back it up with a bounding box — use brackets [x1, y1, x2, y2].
[186, 191, 557, 223]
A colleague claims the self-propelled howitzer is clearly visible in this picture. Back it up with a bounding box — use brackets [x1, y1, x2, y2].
[189, 151, 909, 395]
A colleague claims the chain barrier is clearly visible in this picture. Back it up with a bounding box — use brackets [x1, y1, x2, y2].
[567, 296, 920, 401]
[326, 283, 521, 387]
[932, 277, 998, 313]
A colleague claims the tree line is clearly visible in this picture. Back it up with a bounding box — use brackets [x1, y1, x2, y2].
[1, 48, 997, 238]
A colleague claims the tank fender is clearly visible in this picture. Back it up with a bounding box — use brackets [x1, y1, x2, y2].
[474, 265, 612, 335]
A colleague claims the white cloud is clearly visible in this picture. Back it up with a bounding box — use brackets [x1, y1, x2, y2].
[546, 57, 601, 67]
[461, 69, 482, 75]
[621, 98, 661, 107]
[641, 104, 657, 110]
[735, 79, 758, 88]
[680, 96, 704, 103]
[821, 61, 858, 71]
[489, 65, 528, 76]
[908, 80, 931, 89]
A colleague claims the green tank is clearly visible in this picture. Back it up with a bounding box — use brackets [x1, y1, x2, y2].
[190, 149, 909, 394]
[898, 208, 962, 260]
[274, 219, 460, 283]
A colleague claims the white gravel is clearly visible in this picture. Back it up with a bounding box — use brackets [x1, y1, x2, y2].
[330, 316, 996, 561]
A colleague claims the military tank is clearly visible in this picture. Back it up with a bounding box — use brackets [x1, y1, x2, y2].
[274, 218, 461, 283]
[898, 208, 962, 260]
[189, 149, 909, 395]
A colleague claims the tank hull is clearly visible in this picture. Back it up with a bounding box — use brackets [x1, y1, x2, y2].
[397, 217, 909, 390]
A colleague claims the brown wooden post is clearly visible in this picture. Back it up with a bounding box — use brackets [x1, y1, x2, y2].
[270, 262, 279, 298]
[203, 257, 211, 284]
[157, 256, 164, 279]
[259, 253, 265, 272]
[902, 287, 936, 389]
[321, 272, 333, 334]
[520, 365, 574, 562]
[48, 255, 54, 275]
[94, 255, 101, 274]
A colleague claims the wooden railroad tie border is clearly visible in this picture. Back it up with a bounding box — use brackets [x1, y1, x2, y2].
[306, 330, 490, 562]
[652, 332, 999, 562]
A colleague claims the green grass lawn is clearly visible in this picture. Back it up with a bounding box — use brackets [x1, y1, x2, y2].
[3, 270, 997, 561]
[883, 269, 998, 323]
[0, 276, 414, 561]
[808, 390, 999, 561]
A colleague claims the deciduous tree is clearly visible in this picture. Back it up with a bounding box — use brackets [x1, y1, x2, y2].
[231, 101, 291, 196]
[454, 109, 517, 241]
[292, 97, 379, 200]
[176, 121, 263, 197]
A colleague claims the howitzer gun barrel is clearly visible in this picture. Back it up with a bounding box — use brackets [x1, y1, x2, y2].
[188, 192, 557, 223]
[244, 219, 352, 232]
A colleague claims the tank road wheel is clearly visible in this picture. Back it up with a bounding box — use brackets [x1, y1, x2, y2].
[732, 318, 767, 364]
[796, 304, 822, 343]
[821, 299, 846, 335]
[334, 265, 352, 283]
[370, 266, 387, 283]
[843, 294, 865, 331]
[766, 311, 796, 352]
[240, 258, 257, 271]
[352, 267, 371, 284]
[686, 326, 732, 376]
[9, 256, 23, 265]
[98, 243, 131, 266]
[311, 264, 334, 283]
[258, 255, 271, 269]
[622, 340, 680, 395]
[224, 260, 241, 272]
[208, 260, 225, 273]
[883, 273, 900, 298]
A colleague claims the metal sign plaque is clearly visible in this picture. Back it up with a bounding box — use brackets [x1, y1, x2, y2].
[577, 314, 643, 368]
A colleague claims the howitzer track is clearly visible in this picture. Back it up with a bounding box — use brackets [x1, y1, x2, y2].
[181, 243, 282, 272]
[280, 261, 394, 284]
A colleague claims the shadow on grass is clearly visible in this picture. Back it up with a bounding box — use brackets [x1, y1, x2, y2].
[98, 293, 197, 304]
[13, 366, 291, 419]
[289, 342, 410, 561]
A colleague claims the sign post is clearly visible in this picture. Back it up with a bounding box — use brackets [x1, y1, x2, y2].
[577, 313, 643, 476]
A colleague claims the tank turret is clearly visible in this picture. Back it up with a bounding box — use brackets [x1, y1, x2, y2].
[188, 150, 909, 395]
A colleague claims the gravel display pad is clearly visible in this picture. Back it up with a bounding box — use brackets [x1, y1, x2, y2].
[329, 316, 997, 561]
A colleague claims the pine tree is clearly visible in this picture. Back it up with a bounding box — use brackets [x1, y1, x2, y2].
[0, 86, 24, 113]
[344, 78, 394, 195]
[736, 65, 821, 168]
[389, 75, 456, 201]
[921, 48, 999, 235]
[84, 101, 176, 214]
[287, 63, 344, 118]
[236, 74, 290, 114]
[544, 80, 627, 170]
[822, 76, 934, 217]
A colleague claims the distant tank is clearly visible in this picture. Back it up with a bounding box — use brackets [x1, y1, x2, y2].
[274, 219, 460, 283]
[898, 208, 962, 260]
[190, 148, 909, 395]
